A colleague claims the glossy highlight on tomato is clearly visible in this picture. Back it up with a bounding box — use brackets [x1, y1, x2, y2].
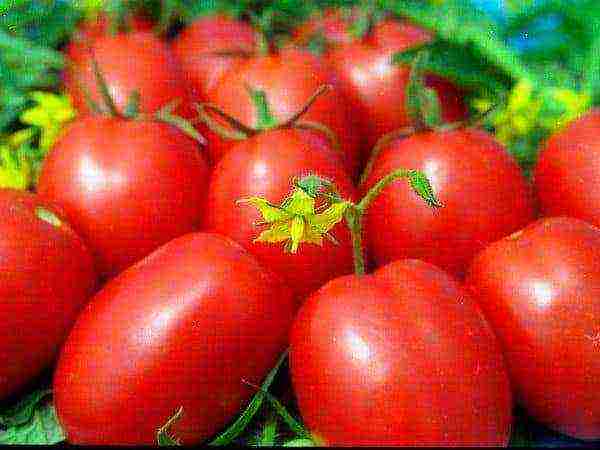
[534, 109, 600, 227]
[205, 128, 356, 302]
[466, 217, 600, 440]
[37, 116, 210, 279]
[0, 189, 96, 399]
[290, 259, 513, 446]
[54, 232, 295, 445]
[362, 127, 536, 276]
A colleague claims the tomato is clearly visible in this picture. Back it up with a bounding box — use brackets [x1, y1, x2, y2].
[361, 128, 536, 277]
[204, 128, 356, 302]
[0, 189, 96, 399]
[172, 15, 259, 101]
[64, 31, 193, 117]
[290, 259, 512, 446]
[465, 217, 600, 440]
[534, 109, 600, 227]
[37, 116, 209, 280]
[293, 9, 468, 154]
[203, 48, 361, 176]
[54, 232, 295, 444]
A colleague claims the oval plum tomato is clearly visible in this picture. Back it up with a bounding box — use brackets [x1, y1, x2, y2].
[293, 9, 467, 153]
[290, 259, 512, 446]
[204, 48, 360, 176]
[54, 232, 295, 445]
[204, 128, 356, 302]
[0, 189, 96, 399]
[465, 217, 600, 440]
[534, 109, 600, 227]
[172, 15, 259, 101]
[64, 31, 193, 117]
[362, 127, 536, 277]
[37, 115, 209, 280]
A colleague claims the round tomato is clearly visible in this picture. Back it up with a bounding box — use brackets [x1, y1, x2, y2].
[0, 189, 96, 399]
[293, 9, 467, 154]
[172, 15, 259, 101]
[290, 259, 512, 446]
[465, 217, 600, 440]
[203, 48, 360, 176]
[64, 31, 193, 117]
[204, 128, 356, 302]
[534, 109, 600, 227]
[37, 116, 209, 280]
[361, 127, 536, 277]
[54, 232, 295, 444]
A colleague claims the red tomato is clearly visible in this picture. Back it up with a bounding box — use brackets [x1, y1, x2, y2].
[0, 189, 96, 399]
[534, 109, 600, 227]
[203, 48, 361, 176]
[204, 128, 356, 302]
[465, 217, 600, 440]
[290, 259, 512, 446]
[293, 9, 468, 154]
[37, 116, 209, 280]
[64, 31, 193, 117]
[54, 232, 295, 444]
[362, 128, 536, 277]
[172, 15, 259, 101]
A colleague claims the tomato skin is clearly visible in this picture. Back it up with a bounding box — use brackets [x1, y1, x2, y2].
[465, 217, 600, 440]
[204, 128, 356, 302]
[290, 259, 512, 446]
[293, 10, 467, 154]
[534, 109, 600, 227]
[0, 189, 96, 399]
[204, 49, 361, 176]
[37, 116, 209, 279]
[54, 232, 295, 444]
[171, 15, 259, 101]
[64, 31, 193, 117]
[362, 128, 536, 277]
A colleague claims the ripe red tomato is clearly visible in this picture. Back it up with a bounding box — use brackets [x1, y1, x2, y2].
[361, 128, 536, 277]
[203, 48, 361, 176]
[37, 116, 209, 280]
[465, 217, 600, 440]
[293, 9, 467, 153]
[64, 31, 193, 117]
[290, 259, 512, 446]
[54, 232, 295, 444]
[534, 109, 600, 227]
[0, 189, 96, 399]
[204, 128, 356, 302]
[172, 15, 259, 101]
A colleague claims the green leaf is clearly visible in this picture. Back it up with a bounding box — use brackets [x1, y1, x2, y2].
[156, 406, 183, 446]
[408, 170, 442, 207]
[405, 51, 442, 129]
[246, 86, 279, 130]
[583, 34, 600, 105]
[0, 389, 51, 428]
[209, 350, 288, 446]
[0, 400, 65, 445]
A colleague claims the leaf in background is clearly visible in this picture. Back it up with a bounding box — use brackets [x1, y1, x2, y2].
[0, 388, 51, 427]
[156, 406, 183, 446]
[0, 396, 65, 445]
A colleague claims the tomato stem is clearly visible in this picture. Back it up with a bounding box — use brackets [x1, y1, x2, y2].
[344, 206, 366, 276]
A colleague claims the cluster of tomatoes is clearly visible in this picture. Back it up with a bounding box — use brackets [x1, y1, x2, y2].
[2, 7, 599, 446]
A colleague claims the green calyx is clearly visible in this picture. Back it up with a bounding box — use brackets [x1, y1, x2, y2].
[405, 51, 444, 131]
[239, 171, 442, 275]
[156, 406, 183, 446]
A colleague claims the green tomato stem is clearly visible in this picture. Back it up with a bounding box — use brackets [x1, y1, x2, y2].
[344, 206, 366, 276]
[356, 168, 412, 212]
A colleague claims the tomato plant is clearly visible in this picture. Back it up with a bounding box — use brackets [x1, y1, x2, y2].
[64, 30, 193, 117]
[290, 259, 513, 446]
[293, 8, 467, 154]
[172, 14, 260, 101]
[53, 232, 295, 444]
[361, 127, 536, 277]
[37, 115, 209, 280]
[465, 217, 600, 441]
[205, 128, 356, 302]
[0, 189, 96, 399]
[203, 48, 360, 175]
[534, 109, 600, 227]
